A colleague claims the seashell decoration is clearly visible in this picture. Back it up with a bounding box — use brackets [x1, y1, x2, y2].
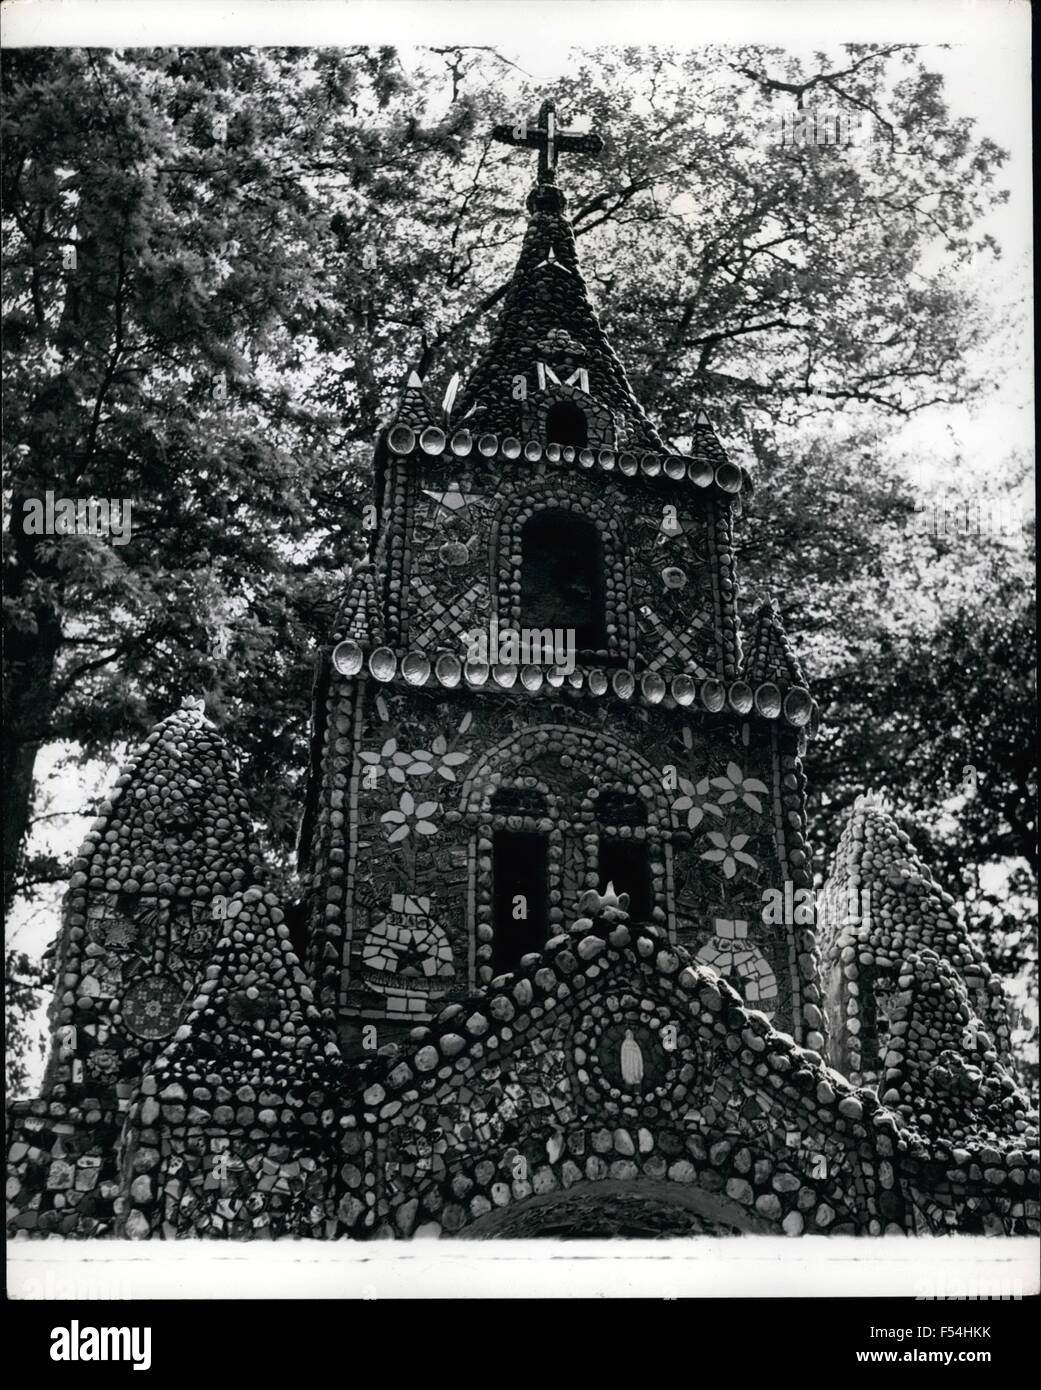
[701, 678, 726, 712]
[688, 458, 714, 488]
[434, 653, 462, 687]
[368, 646, 398, 682]
[612, 669, 636, 699]
[419, 426, 446, 455]
[727, 680, 754, 714]
[331, 640, 364, 676]
[671, 674, 696, 705]
[387, 423, 416, 455]
[402, 652, 431, 687]
[438, 541, 470, 567]
[640, 671, 666, 703]
[755, 682, 783, 718]
[783, 686, 814, 726]
[715, 461, 743, 494]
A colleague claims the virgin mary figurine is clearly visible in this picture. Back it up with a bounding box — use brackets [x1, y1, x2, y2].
[620, 1028, 645, 1088]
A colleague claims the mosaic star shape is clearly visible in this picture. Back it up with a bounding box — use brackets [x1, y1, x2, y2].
[421, 482, 483, 518]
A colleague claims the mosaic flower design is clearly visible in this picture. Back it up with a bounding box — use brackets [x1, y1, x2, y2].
[700, 831, 758, 879]
[360, 738, 423, 785]
[671, 776, 724, 830]
[401, 733, 470, 783]
[87, 1048, 120, 1077]
[184, 925, 211, 955]
[380, 790, 441, 843]
[361, 733, 470, 785]
[709, 762, 769, 814]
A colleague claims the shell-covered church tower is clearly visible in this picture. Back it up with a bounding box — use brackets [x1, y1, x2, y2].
[8, 102, 1036, 1243]
[298, 101, 822, 1062]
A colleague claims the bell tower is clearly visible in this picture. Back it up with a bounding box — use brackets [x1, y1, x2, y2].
[298, 102, 824, 1061]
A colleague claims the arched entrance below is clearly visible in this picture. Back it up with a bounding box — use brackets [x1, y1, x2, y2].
[456, 1179, 770, 1239]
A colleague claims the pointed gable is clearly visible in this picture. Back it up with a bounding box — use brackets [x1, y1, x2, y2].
[742, 597, 810, 689]
[332, 561, 384, 646]
[392, 369, 433, 430]
[332, 888, 893, 1237]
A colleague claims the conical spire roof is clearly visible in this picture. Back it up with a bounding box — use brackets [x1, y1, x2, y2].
[741, 598, 810, 689]
[451, 101, 666, 451]
[332, 562, 384, 646]
[820, 795, 1016, 1077]
[453, 180, 664, 450]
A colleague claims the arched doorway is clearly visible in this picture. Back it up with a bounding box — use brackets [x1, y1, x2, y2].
[457, 1179, 767, 1238]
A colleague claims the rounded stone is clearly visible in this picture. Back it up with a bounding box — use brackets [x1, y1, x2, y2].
[782, 1210, 805, 1236]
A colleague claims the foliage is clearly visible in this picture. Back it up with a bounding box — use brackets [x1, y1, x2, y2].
[2, 43, 1034, 1089]
[5, 950, 44, 1096]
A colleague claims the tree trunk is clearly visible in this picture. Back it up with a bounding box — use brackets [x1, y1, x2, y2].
[2, 507, 64, 922]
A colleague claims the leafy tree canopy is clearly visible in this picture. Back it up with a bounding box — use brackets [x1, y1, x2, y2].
[3, 44, 1034, 1090]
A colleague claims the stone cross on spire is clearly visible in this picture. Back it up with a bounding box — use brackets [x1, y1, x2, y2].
[491, 98, 604, 184]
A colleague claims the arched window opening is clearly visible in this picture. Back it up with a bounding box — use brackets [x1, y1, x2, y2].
[545, 399, 588, 448]
[598, 838, 652, 922]
[520, 510, 607, 651]
[492, 831, 548, 975]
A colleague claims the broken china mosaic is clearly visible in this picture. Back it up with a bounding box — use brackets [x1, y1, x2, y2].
[341, 683, 800, 1033]
[403, 461, 720, 679]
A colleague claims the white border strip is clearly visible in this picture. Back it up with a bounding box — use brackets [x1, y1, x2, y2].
[9, 1236, 1041, 1300]
[0, 0, 1027, 50]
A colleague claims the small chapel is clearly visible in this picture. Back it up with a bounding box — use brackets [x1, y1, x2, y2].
[7, 102, 1037, 1241]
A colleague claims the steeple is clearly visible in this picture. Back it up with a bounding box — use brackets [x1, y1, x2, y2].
[453, 99, 664, 451]
[297, 99, 819, 1058]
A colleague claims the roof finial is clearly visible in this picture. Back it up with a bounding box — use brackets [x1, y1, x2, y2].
[491, 98, 604, 188]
